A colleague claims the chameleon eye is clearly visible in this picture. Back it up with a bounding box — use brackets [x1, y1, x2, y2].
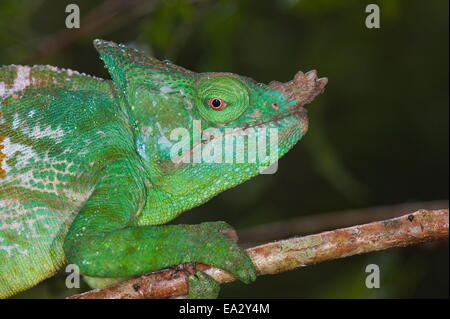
[207, 98, 227, 111]
[196, 76, 249, 123]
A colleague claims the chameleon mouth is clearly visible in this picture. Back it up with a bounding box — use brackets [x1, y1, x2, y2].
[175, 106, 308, 164]
[248, 106, 307, 129]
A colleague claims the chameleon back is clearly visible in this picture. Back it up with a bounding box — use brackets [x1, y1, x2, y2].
[0, 65, 116, 297]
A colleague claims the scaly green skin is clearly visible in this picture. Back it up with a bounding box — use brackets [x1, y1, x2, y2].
[0, 39, 327, 298]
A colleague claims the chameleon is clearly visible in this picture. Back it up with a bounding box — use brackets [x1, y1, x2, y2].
[0, 39, 327, 298]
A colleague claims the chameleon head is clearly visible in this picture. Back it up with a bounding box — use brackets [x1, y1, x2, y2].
[94, 39, 327, 219]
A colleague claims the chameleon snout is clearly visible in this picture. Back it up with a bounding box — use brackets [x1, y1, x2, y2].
[268, 70, 328, 108]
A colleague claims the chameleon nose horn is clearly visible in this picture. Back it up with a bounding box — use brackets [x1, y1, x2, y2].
[268, 70, 328, 107]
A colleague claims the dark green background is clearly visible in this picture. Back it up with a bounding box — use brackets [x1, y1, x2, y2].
[1, 0, 448, 298]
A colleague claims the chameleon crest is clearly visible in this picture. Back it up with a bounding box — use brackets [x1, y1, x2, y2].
[0, 39, 326, 298]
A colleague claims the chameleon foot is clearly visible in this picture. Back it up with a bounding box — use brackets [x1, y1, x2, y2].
[196, 221, 257, 284]
[187, 272, 220, 299]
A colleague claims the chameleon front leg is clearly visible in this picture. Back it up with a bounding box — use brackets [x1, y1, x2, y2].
[63, 159, 256, 297]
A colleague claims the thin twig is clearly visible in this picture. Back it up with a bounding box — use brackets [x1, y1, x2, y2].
[22, 0, 158, 64]
[21, 0, 209, 64]
[68, 208, 448, 299]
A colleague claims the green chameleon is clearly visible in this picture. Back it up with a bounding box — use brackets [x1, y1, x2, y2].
[0, 39, 327, 298]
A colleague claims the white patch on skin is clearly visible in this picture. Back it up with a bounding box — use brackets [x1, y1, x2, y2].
[12, 113, 21, 129]
[160, 86, 173, 94]
[0, 82, 5, 97]
[8, 222, 21, 231]
[0, 244, 27, 257]
[1, 65, 106, 99]
[77, 139, 93, 155]
[5, 66, 31, 98]
[95, 130, 107, 137]
[45, 65, 59, 72]
[1, 137, 38, 172]
[1, 138, 87, 197]
[10, 111, 68, 143]
[136, 135, 149, 161]
[29, 124, 65, 143]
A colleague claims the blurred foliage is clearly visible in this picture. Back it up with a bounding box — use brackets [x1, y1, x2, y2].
[1, 0, 448, 298]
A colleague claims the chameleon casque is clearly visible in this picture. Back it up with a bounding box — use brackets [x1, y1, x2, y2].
[0, 39, 327, 298]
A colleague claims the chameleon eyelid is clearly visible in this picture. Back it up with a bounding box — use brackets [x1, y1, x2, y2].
[206, 97, 227, 111]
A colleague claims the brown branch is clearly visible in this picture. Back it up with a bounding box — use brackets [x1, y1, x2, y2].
[68, 208, 448, 299]
[239, 200, 449, 246]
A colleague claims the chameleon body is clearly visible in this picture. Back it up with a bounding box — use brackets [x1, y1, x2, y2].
[0, 40, 326, 298]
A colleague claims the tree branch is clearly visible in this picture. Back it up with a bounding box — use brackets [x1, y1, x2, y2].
[239, 200, 448, 246]
[68, 208, 448, 299]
